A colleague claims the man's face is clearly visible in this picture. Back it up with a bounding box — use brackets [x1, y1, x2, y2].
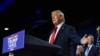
[51, 12, 63, 26]
[87, 36, 93, 44]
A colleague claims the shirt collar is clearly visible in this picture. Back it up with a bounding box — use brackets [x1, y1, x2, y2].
[56, 22, 64, 28]
[88, 44, 93, 48]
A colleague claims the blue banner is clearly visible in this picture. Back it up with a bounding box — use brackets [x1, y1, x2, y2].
[2, 30, 25, 54]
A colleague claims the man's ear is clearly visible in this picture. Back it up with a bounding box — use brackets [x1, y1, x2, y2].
[60, 16, 63, 20]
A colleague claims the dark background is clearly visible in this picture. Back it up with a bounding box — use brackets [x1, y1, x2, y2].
[0, 0, 100, 55]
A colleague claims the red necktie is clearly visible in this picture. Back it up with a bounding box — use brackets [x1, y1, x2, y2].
[49, 27, 57, 44]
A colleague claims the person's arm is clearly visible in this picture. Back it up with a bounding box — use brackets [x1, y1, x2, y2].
[69, 26, 88, 45]
[68, 26, 81, 44]
[68, 26, 87, 56]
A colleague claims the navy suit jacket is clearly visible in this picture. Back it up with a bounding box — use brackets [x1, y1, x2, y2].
[84, 45, 99, 56]
[50, 24, 81, 56]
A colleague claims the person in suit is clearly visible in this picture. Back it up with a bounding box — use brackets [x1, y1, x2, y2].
[84, 34, 99, 56]
[48, 10, 87, 56]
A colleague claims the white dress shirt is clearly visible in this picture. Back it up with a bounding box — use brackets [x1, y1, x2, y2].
[85, 44, 93, 56]
[49, 22, 64, 43]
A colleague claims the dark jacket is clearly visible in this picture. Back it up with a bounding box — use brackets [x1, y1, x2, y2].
[50, 24, 81, 56]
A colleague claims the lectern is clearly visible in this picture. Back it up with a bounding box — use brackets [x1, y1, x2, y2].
[2, 30, 61, 56]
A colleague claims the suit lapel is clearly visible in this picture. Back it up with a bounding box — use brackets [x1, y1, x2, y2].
[54, 24, 65, 43]
[88, 45, 94, 56]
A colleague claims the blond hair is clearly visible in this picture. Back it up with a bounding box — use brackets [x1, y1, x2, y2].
[51, 10, 65, 22]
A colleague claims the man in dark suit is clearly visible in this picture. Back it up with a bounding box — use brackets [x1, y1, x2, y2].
[84, 34, 99, 56]
[48, 10, 87, 56]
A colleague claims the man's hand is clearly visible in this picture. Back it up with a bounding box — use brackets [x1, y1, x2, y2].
[80, 34, 88, 45]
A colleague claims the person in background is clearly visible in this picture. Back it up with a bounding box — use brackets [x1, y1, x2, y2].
[76, 34, 99, 56]
[84, 34, 99, 56]
[8, 52, 14, 56]
[76, 45, 84, 56]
